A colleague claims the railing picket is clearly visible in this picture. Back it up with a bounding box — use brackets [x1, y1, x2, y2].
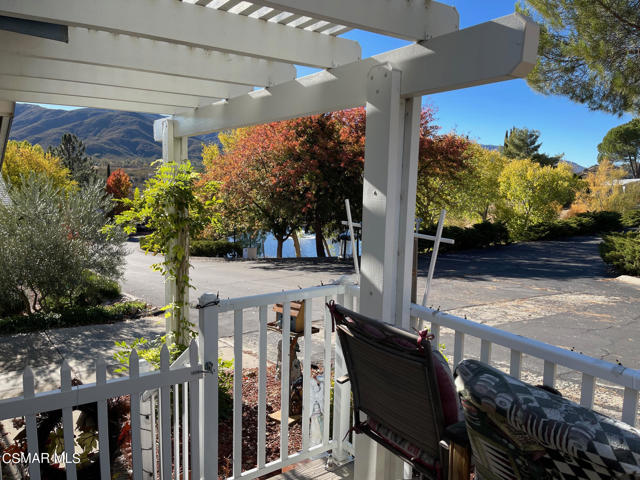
[199, 302, 218, 480]
[480, 340, 492, 364]
[510, 350, 522, 379]
[280, 302, 291, 461]
[333, 327, 351, 463]
[543, 360, 557, 388]
[322, 296, 332, 447]
[431, 323, 440, 347]
[129, 350, 143, 480]
[188, 340, 201, 480]
[159, 345, 172, 479]
[258, 305, 268, 470]
[174, 383, 180, 478]
[453, 331, 465, 368]
[302, 299, 312, 452]
[182, 381, 189, 480]
[622, 388, 639, 427]
[96, 356, 110, 480]
[60, 361, 78, 480]
[151, 392, 158, 480]
[233, 309, 244, 477]
[23, 367, 41, 480]
[580, 374, 595, 409]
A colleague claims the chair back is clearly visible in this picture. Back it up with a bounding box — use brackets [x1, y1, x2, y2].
[455, 359, 640, 480]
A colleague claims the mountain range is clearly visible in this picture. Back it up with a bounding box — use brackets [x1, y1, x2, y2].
[9, 103, 218, 165]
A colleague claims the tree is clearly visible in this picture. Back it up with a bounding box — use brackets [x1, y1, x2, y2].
[498, 159, 579, 237]
[106, 168, 132, 214]
[0, 174, 126, 313]
[573, 158, 630, 212]
[2, 140, 74, 191]
[502, 127, 562, 166]
[520, 0, 640, 115]
[598, 118, 640, 178]
[48, 133, 98, 186]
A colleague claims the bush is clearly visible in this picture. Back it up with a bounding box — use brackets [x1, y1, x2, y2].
[190, 239, 243, 257]
[0, 301, 146, 335]
[522, 211, 622, 241]
[418, 221, 510, 253]
[621, 210, 640, 229]
[600, 232, 640, 276]
[43, 271, 121, 311]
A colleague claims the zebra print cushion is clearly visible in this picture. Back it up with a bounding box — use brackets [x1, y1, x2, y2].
[455, 359, 640, 479]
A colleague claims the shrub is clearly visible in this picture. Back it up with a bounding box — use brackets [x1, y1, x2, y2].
[418, 221, 510, 253]
[600, 232, 640, 276]
[523, 211, 622, 241]
[43, 271, 121, 311]
[190, 239, 243, 257]
[621, 210, 640, 229]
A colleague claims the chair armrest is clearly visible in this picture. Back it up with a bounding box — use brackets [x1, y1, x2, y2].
[336, 374, 350, 385]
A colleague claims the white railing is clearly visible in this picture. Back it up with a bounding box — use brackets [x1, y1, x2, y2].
[0, 341, 202, 480]
[197, 283, 358, 480]
[410, 302, 640, 427]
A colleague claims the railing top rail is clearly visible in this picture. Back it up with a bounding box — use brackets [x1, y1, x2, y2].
[411, 303, 640, 390]
[198, 283, 347, 313]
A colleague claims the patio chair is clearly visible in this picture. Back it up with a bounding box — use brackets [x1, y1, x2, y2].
[328, 302, 470, 480]
[455, 359, 640, 479]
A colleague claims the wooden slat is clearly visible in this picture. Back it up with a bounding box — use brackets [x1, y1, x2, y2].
[543, 360, 557, 388]
[510, 350, 522, 379]
[301, 299, 312, 452]
[280, 302, 291, 461]
[480, 339, 492, 364]
[622, 387, 639, 427]
[96, 356, 111, 480]
[188, 340, 201, 480]
[322, 296, 332, 447]
[159, 346, 172, 479]
[182, 382, 189, 480]
[60, 361, 78, 480]
[129, 350, 143, 480]
[23, 367, 41, 480]
[453, 331, 465, 368]
[580, 373, 595, 409]
[174, 383, 180, 478]
[258, 305, 268, 469]
[233, 309, 244, 477]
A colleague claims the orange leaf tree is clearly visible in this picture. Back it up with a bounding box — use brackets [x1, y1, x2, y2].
[106, 168, 132, 215]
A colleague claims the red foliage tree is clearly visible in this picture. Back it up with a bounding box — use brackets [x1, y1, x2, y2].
[106, 168, 132, 215]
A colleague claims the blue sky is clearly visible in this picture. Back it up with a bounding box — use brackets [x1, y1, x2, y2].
[33, 0, 632, 167]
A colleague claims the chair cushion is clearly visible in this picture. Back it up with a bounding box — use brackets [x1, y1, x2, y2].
[431, 349, 463, 427]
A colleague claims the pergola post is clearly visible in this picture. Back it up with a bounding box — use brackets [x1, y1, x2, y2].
[0, 100, 15, 169]
[158, 118, 190, 342]
[356, 64, 421, 479]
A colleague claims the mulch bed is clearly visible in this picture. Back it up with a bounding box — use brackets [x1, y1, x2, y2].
[217, 364, 325, 479]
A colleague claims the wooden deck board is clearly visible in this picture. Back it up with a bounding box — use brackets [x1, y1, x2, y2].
[269, 459, 354, 479]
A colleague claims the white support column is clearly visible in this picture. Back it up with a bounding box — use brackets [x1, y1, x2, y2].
[356, 64, 420, 480]
[0, 100, 15, 169]
[157, 118, 190, 337]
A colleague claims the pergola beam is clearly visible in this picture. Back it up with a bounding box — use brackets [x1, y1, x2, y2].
[172, 14, 539, 137]
[0, 90, 184, 115]
[0, 54, 252, 99]
[0, 0, 361, 68]
[0, 28, 295, 87]
[0, 75, 216, 109]
[249, 0, 459, 40]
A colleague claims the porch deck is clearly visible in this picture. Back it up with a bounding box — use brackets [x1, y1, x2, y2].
[271, 460, 353, 480]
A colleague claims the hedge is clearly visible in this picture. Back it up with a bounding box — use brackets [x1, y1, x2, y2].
[600, 231, 640, 276]
[190, 239, 243, 257]
[522, 211, 624, 242]
[0, 301, 147, 335]
[418, 221, 510, 253]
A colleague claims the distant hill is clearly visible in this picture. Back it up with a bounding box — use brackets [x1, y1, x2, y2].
[9, 104, 219, 166]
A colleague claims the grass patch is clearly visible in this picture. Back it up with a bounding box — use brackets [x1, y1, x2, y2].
[0, 301, 147, 335]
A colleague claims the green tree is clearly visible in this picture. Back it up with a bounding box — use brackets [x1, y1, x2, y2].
[598, 118, 640, 178]
[0, 174, 126, 313]
[520, 0, 640, 115]
[498, 159, 579, 237]
[48, 133, 98, 186]
[502, 127, 562, 166]
[2, 140, 74, 191]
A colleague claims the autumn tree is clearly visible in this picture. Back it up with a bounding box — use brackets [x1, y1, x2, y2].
[106, 168, 133, 215]
[598, 118, 640, 178]
[502, 127, 562, 167]
[520, 0, 640, 115]
[48, 133, 98, 186]
[574, 158, 639, 213]
[2, 140, 74, 191]
[498, 159, 579, 237]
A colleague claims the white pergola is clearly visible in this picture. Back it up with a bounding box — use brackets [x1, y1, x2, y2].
[0, 2, 539, 478]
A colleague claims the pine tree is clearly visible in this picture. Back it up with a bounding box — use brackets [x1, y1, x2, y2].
[48, 133, 98, 186]
[502, 127, 562, 167]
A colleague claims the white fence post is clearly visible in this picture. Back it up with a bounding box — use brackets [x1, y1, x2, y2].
[139, 360, 154, 479]
[199, 296, 219, 480]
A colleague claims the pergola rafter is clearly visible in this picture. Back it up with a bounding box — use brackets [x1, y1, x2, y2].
[0, 28, 295, 87]
[0, 0, 361, 68]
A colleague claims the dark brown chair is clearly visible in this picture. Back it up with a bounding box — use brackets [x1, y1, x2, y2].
[328, 302, 470, 480]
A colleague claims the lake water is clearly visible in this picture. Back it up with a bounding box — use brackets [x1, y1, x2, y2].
[259, 233, 358, 258]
